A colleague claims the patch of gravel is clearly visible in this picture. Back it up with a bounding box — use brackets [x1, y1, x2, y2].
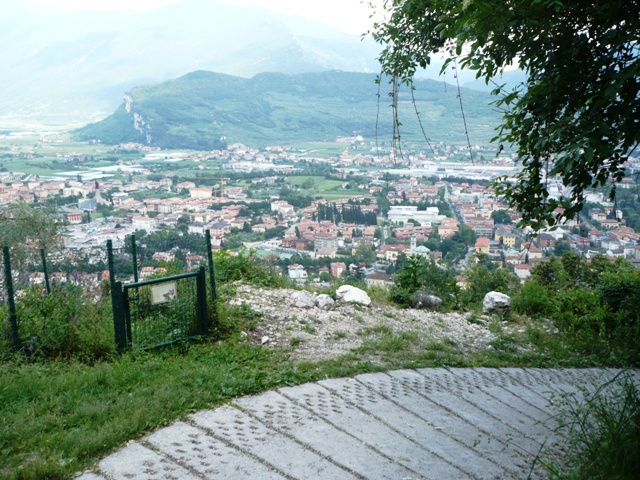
[227, 284, 501, 361]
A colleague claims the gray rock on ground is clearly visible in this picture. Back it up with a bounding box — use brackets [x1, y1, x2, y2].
[316, 294, 335, 309]
[483, 291, 511, 313]
[335, 285, 371, 306]
[292, 290, 317, 308]
[412, 290, 443, 310]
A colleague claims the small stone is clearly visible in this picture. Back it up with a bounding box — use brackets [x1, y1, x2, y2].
[261, 336, 270, 344]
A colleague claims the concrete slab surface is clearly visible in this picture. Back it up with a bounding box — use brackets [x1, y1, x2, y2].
[77, 368, 638, 480]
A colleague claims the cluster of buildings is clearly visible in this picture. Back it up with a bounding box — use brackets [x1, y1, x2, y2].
[2, 139, 639, 290]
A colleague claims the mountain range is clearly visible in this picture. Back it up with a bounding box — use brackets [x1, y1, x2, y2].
[1, 0, 525, 131]
[0, 0, 381, 128]
[73, 70, 502, 149]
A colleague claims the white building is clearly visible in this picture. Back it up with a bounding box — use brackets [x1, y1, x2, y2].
[387, 205, 445, 226]
[287, 264, 308, 283]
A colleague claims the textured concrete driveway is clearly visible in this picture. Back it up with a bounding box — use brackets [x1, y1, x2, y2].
[78, 368, 638, 480]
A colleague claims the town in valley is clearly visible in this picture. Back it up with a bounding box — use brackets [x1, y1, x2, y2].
[2, 132, 639, 293]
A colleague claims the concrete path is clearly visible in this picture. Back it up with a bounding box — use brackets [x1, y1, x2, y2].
[78, 368, 639, 480]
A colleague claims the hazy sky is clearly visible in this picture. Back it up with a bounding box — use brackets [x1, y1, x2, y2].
[26, 0, 383, 35]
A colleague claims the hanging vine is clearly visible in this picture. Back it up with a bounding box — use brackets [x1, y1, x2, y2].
[452, 58, 474, 163]
[390, 73, 405, 166]
[410, 82, 435, 156]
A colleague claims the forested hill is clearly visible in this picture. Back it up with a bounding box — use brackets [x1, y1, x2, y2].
[73, 70, 501, 149]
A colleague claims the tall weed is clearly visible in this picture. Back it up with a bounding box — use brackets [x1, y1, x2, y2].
[550, 373, 640, 479]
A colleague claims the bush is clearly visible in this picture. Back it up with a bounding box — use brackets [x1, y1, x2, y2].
[522, 253, 640, 363]
[597, 268, 640, 321]
[213, 248, 289, 288]
[390, 256, 458, 308]
[551, 288, 611, 347]
[0, 304, 13, 358]
[463, 263, 518, 305]
[511, 280, 553, 318]
[596, 268, 640, 357]
[1, 284, 114, 360]
[366, 285, 392, 305]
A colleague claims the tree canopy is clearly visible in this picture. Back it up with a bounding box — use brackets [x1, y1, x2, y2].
[0, 201, 66, 259]
[372, 0, 640, 230]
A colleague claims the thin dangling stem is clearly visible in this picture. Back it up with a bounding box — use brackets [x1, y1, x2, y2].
[453, 58, 473, 163]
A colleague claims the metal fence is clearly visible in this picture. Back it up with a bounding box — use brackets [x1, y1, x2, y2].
[112, 268, 208, 351]
[1, 228, 219, 357]
[108, 230, 217, 352]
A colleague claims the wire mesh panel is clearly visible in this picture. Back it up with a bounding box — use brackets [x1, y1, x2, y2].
[122, 269, 206, 350]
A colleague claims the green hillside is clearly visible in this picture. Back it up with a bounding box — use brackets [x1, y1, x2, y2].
[74, 70, 501, 149]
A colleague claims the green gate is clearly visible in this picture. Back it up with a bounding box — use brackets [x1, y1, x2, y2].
[113, 266, 208, 351]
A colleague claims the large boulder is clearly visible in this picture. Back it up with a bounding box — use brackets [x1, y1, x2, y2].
[292, 290, 317, 309]
[412, 291, 443, 310]
[482, 291, 511, 313]
[335, 285, 371, 306]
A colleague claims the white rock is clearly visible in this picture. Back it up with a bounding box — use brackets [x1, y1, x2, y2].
[292, 290, 317, 308]
[316, 294, 335, 309]
[482, 291, 511, 313]
[335, 285, 371, 306]
[261, 335, 270, 344]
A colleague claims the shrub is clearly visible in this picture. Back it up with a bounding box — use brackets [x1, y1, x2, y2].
[213, 248, 288, 288]
[0, 304, 13, 359]
[366, 285, 392, 305]
[596, 268, 640, 357]
[463, 263, 518, 305]
[552, 288, 608, 337]
[511, 280, 553, 318]
[597, 268, 640, 322]
[390, 256, 457, 308]
[1, 284, 114, 360]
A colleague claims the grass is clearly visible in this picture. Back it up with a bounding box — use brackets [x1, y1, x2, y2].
[545, 373, 640, 479]
[288, 142, 348, 158]
[0, 136, 145, 177]
[0, 342, 388, 480]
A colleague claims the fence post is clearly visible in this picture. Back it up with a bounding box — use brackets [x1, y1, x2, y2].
[131, 234, 139, 283]
[205, 229, 217, 300]
[40, 248, 51, 294]
[2, 246, 20, 351]
[114, 281, 127, 352]
[196, 266, 208, 336]
[107, 240, 122, 351]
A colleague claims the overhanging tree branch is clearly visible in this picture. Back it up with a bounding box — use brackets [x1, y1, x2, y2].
[371, 0, 640, 229]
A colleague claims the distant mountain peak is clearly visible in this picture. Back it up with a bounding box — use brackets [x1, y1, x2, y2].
[74, 70, 501, 149]
[0, 1, 381, 129]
